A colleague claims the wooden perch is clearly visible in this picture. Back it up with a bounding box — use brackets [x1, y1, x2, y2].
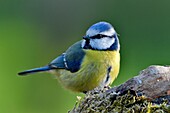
[69, 65, 170, 113]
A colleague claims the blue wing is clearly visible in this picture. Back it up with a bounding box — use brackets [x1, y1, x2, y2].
[18, 40, 85, 76]
[50, 40, 85, 73]
[49, 53, 66, 69]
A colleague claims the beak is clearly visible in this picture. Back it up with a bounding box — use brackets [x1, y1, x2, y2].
[83, 35, 90, 40]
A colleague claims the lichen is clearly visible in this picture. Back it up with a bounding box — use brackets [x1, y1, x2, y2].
[69, 87, 170, 113]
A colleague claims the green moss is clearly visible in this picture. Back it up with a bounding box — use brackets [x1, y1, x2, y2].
[69, 88, 170, 113]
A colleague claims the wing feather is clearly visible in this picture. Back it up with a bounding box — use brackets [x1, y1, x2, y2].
[50, 40, 85, 73]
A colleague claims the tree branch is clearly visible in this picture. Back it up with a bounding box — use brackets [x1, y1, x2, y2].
[69, 65, 170, 113]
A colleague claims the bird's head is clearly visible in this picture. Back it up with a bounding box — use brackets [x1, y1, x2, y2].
[82, 21, 120, 51]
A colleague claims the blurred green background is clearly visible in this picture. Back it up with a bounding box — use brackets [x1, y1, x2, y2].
[1, 0, 170, 113]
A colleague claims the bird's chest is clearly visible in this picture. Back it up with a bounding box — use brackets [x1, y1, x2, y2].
[81, 50, 118, 70]
[56, 50, 120, 92]
[79, 50, 120, 85]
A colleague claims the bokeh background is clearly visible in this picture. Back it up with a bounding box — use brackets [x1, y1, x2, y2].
[1, 0, 170, 113]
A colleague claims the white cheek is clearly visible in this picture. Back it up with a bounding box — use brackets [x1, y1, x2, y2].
[90, 37, 115, 50]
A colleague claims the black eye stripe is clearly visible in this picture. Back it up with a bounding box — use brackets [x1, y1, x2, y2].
[90, 34, 107, 39]
[90, 34, 114, 39]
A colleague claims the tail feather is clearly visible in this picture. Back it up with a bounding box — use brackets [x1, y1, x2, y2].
[18, 66, 52, 76]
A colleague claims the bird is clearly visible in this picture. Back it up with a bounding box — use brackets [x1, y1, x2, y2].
[18, 21, 120, 92]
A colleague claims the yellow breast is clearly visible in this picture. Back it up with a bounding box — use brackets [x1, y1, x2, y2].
[54, 50, 120, 92]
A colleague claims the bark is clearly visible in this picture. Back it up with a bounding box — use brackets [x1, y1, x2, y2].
[69, 65, 170, 113]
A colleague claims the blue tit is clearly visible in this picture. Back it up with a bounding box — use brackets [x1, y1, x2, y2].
[18, 21, 120, 92]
